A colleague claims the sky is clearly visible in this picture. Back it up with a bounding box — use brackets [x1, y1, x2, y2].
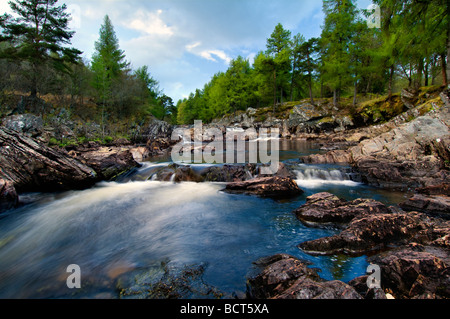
[0, 0, 374, 102]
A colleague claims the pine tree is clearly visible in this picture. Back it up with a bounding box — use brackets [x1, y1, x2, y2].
[266, 23, 292, 106]
[0, 0, 82, 98]
[91, 15, 129, 101]
[320, 0, 358, 106]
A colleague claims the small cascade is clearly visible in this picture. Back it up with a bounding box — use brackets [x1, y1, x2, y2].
[294, 164, 360, 188]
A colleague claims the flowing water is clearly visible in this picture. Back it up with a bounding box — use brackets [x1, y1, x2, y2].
[0, 139, 409, 299]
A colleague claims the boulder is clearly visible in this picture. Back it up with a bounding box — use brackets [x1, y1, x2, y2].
[246, 254, 362, 299]
[0, 127, 98, 192]
[399, 194, 450, 217]
[1, 114, 44, 138]
[223, 176, 303, 199]
[133, 118, 173, 143]
[368, 245, 450, 299]
[298, 213, 427, 256]
[416, 183, 450, 196]
[69, 145, 141, 181]
[0, 178, 18, 213]
[301, 150, 352, 165]
[293, 192, 392, 227]
[200, 164, 257, 183]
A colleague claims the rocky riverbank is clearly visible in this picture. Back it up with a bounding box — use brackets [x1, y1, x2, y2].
[247, 189, 450, 299]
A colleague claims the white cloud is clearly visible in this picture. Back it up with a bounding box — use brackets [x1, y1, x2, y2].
[199, 50, 232, 64]
[125, 9, 174, 36]
[185, 42, 201, 51]
[186, 42, 231, 65]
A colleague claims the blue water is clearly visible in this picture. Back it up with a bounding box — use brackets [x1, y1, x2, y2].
[0, 140, 408, 299]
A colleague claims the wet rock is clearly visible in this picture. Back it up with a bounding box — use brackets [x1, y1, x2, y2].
[368, 245, 450, 299]
[224, 176, 303, 199]
[298, 213, 427, 256]
[70, 145, 141, 181]
[400, 194, 450, 217]
[293, 192, 392, 227]
[247, 254, 362, 299]
[0, 178, 18, 213]
[201, 164, 257, 182]
[129, 146, 151, 162]
[347, 275, 388, 299]
[0, 127, 98, 192]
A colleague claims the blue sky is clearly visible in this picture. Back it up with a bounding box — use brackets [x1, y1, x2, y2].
[1, 0, 373, 102]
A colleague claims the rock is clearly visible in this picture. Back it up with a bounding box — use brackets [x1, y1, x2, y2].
[223, 176, 303, 199]
[293, 192, 392, 227]
[301, 150, 352, 164]
[200, 164, 257, 183]
[347, 107, 450, 189]
[441, 88, 450, 107]
[298, 213, 426, 256]
[129, 146, 151, 162]
[0, 127, 98, 192]
[146, 137, 173, 156]
[133, 118, 173, 143]
[401, 88, 419, 109]
[70, 145, 141, 181]
[368, 245, 450, 299]
[1, 114, 44, 138]
[399, 194, 450, 217]
[347, 275, 387, 299]
[416, 183, 450, 196]
[247, 254, 362, 299]
[352, 156, 446, 189]
[275, 277, 363, 299]
[0, 178, 18, 213]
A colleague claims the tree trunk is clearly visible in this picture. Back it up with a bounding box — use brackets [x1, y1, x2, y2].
[333, 89, 337, 107]
[273, 70, 277, 113]
[424, 59, 429, 87]
[309, 80, 314, 105]
[446, 25, 450, 87]
[353, 80, 358, 107]
[388, 65, 394, 100]
[416, 58, 423, 89]
[442, 53, 448, 87]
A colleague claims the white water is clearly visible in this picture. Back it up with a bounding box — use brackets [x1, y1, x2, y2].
[294, 165, 361, 189]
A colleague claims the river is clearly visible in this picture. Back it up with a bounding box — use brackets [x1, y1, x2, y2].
[0, 139, 409, 299]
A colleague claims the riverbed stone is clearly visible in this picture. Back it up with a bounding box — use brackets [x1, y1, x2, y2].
[399, 194, 450, 217]
[0, 178, 18, 213]
[246, 254, 362, 299]
[368, 245, 450, 299]
[293, 192, 392, 227]
[298, 212, 427, 256]
[224, 176, 303, 199]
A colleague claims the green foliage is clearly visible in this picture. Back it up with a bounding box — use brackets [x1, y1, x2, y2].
[0, 0, 82, 98]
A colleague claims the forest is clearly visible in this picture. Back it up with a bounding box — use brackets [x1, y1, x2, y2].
[177, 0, 448, 124]
[0, 0, 448, 132]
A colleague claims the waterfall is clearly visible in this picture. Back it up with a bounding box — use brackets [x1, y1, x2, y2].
[294, 164, 360, 188]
